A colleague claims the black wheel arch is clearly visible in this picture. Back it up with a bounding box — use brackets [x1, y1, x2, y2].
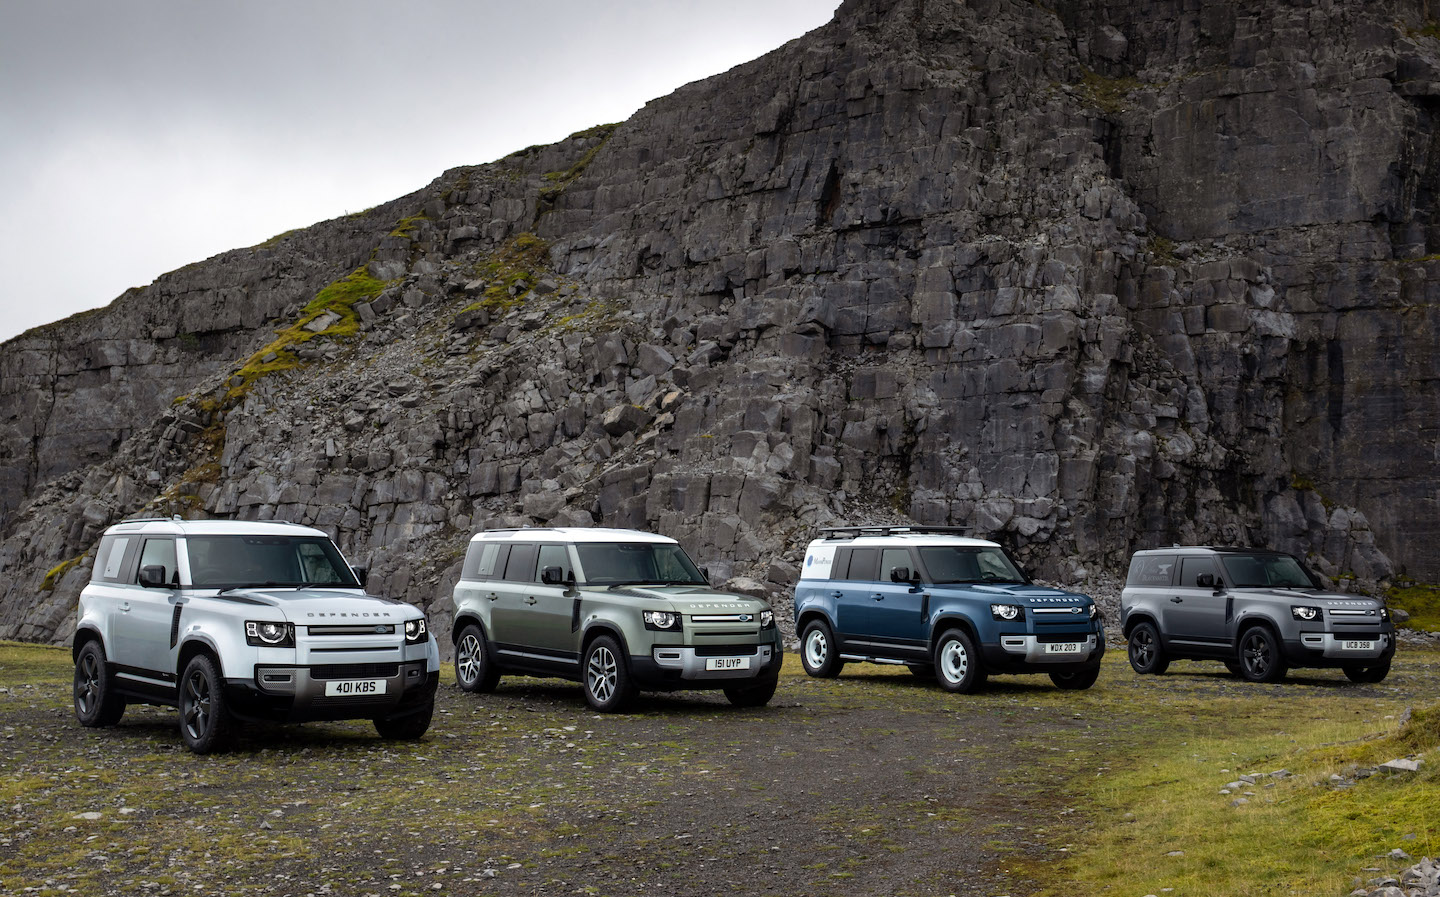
[581, 622, 630, 659]
[1122, 611, 1160, 639]
[72, 626, 105, 661]
[796, 609, 835, 637]
[452, 613, 487, 644]
[929, 614, 980, 651]
[177, 635, 224, 679]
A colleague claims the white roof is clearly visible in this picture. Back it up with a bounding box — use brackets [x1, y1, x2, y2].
[105, 518, 330, 538]
[806, 533, 998, 549]
[468, 527, 677, 545]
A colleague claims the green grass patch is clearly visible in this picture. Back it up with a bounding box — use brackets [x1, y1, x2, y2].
[473, 233, 551, 313]
[39, 555, 87, 592]
[1077, 68, 1144, 115]
[225, 266, 384, 403]
[1035, 653, 1440, 896]
[1387, 581, 1440, 632]
[539, 123, 619, 201]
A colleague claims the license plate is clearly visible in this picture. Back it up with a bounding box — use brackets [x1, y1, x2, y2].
[324, 679, 386, 696]
[1342, 640, 1374, 651]
[705, 657, 751, 671]
[1045, 642, 1082, 655]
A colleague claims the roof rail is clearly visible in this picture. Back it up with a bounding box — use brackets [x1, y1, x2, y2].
[819, 524, 974, 540]
[118, 515, 181, 524]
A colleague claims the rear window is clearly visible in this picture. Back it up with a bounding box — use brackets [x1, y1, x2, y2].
[1126, 554, 1176, 587]
[462, 542, 506, 580]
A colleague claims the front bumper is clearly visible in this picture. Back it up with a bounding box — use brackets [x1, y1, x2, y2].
[630, 642, 783, 689]
[982, 630, 1105, 673]
[1285, 630, 1395, 665]
[225, 661, 438, 723]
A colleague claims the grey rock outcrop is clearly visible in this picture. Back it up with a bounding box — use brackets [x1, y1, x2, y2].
[4, 0, 1439, 642]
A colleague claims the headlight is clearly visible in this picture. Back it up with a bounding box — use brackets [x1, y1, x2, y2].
[404, 618, 429, 644]
[1088, 604, 1100, 619]
[760, 609, 775, 629]
[990, 603, 1024, 622]
[1291, 606, 1320, 622]
[1381, 607, 1389, 620]
[245, 620, 295, 647]
[643, 610, 682, 631]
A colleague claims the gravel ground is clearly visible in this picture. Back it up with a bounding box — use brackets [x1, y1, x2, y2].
[4, 644, 1438, 897]
[2, 652, 1092, 897]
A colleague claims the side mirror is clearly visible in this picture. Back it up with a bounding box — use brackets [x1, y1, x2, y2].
[541, 565, 565, 586]
[890, 566, 912, 583]
[351, 565, 368, 588]
[699, 566, 711, 585]
[138, 565, 168, 588]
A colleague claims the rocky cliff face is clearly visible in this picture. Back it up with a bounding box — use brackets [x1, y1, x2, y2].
[3, 0, 1437, 644]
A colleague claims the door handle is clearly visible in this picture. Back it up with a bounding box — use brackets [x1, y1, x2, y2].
[830, 591, 844, 599]
[1170, 597, 1183, 603]
[525, 596, 538, 605]
[871, 593, 885, 601]
[120, 602, 131, 612]
[486, 592, 499, 602]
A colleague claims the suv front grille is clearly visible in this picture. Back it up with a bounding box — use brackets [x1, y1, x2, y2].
[310, 663, 399, 680]
[308, 624, 397, 636]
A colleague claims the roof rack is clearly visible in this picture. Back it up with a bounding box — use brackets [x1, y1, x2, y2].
[819, 524, 974, 540]
[118, 515, 185, 524]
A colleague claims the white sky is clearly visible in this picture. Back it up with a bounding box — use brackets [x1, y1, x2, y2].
[0, 1, 839, 343]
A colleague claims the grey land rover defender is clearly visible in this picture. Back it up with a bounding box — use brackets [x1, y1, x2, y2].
[1120, 546, 1395, 683]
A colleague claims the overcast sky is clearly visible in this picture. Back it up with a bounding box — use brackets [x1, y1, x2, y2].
[0, 1, 839, 343]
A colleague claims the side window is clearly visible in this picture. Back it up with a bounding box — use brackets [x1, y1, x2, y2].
[880, 548, 912, 582]
[845, 548, 879, 582]
[1127, 554, 1176, 587]
[537, 544, 571, 581]
[463, 543, 504, 580]
[503, 544, 540, 583]
[94, 535, 132, 583]
[1178, 556, 1219, 588]
[829, 548, 852, 581]
[137, 538, 178, 585]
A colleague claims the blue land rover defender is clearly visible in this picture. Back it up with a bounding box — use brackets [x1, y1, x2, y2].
[793, 526, 1105, 692]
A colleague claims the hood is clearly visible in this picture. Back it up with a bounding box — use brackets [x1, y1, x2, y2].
[935, 583, 1094, 606]
[219, 587, 418, 621]
[605, 585, 771, 612]
[1236, 588, 1386, 610]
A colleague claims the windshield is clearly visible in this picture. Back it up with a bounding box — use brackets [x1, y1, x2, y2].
[185, 535, 360, 589]
[917, 546, 1028, 585]
[1219, 554, 1318, 589]
[573, 542, 707, 586]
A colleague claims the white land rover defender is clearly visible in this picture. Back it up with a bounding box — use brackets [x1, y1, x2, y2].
[72, 518, 440, 753]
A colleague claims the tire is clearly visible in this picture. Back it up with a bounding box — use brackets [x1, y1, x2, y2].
[454, 623, 500, 693]
[1237, 626, 1288, 683]
[1127, 621, 1169, 675]
[582, 635, 636, 712]
[1343, 660, 1391, 684]
[179, 654, 232, 754]
[799, 620, 844, 678]
[933, 629, 986, 694]
[723, 676, 778, 707]
[375, 696, 434, 740]
[73, 640, 125, 727]
[1050, 667, 1100, 690]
